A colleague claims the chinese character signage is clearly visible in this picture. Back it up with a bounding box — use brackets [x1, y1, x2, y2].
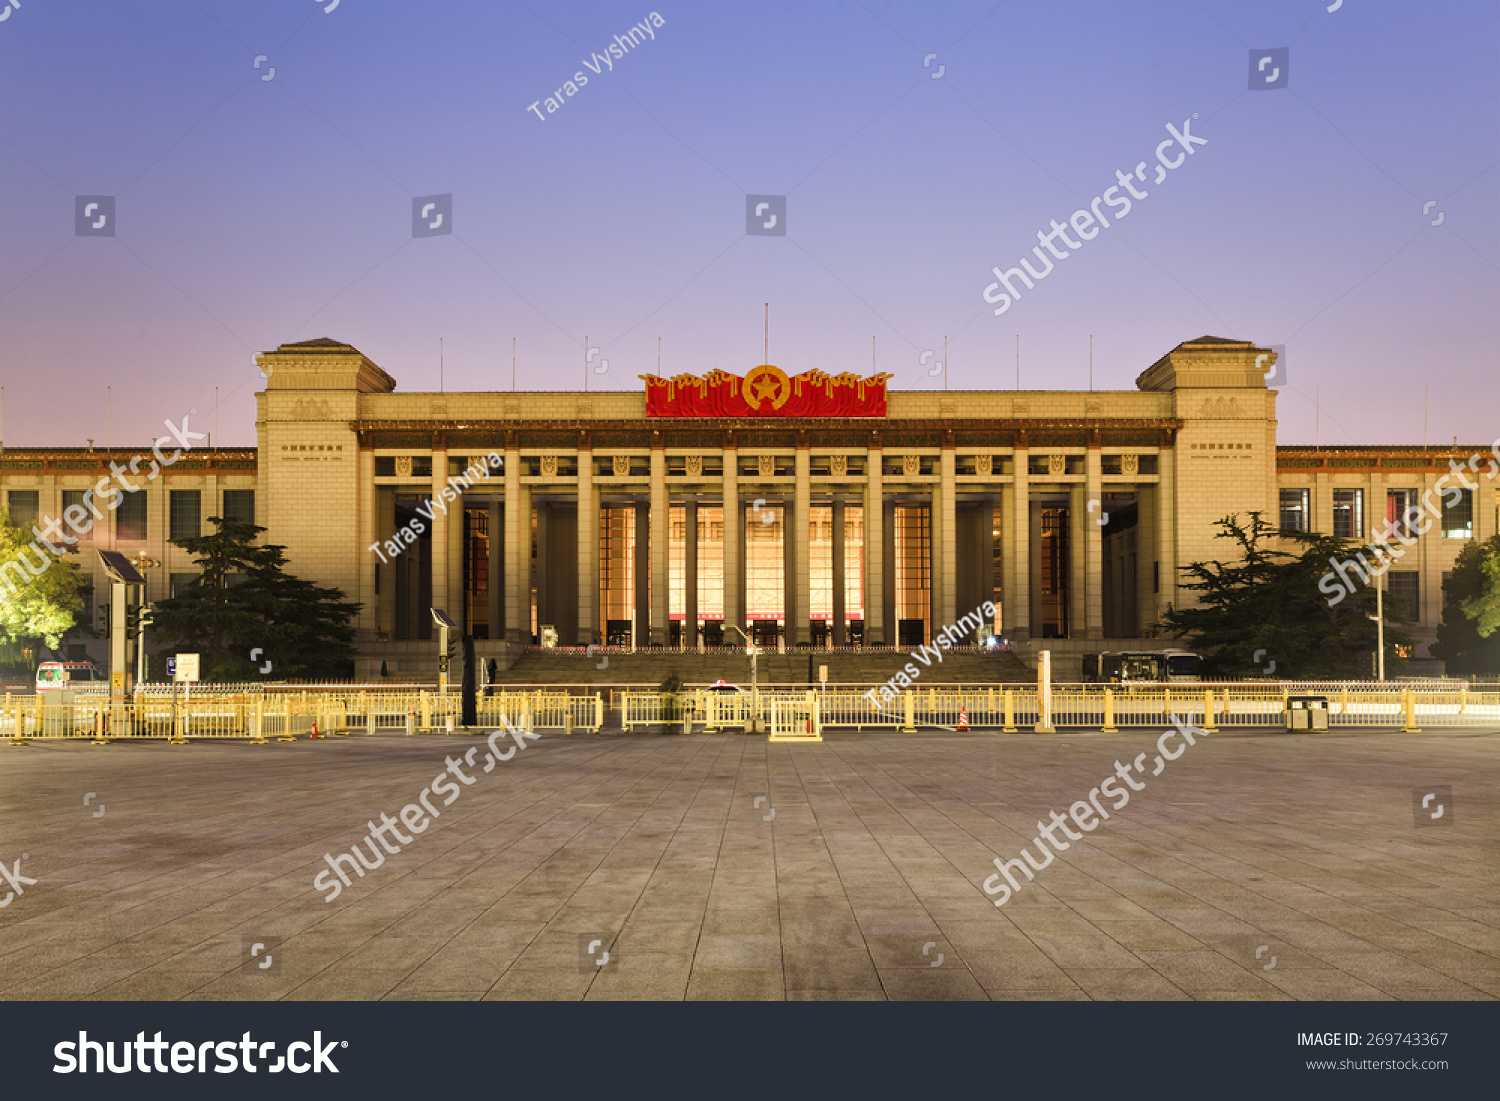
[641, 365, 891, 418]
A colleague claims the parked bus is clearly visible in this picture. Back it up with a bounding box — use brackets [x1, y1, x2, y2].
[35, 661, 108, 692]
[1081, 650, 1203, 683]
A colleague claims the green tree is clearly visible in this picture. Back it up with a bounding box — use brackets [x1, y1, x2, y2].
[1163, 512, 1410, 679]
[1432, 535, 1500, 675]
[148, 517, 360, 682]
[0, 510, 85, 651]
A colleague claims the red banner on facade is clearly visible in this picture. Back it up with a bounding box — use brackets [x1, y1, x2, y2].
[641, 365, 891, 418]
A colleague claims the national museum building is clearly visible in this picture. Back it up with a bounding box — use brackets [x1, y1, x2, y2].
[2, 336, 1491, 676]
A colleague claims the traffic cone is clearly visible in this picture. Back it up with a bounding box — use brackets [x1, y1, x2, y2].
[957, 707, 969, 732]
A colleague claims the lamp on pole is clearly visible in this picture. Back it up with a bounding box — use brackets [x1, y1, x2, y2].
[726, 624, 762, 733]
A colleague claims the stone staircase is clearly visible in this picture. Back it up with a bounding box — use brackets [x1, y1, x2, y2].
[491, 647, 1032, 687]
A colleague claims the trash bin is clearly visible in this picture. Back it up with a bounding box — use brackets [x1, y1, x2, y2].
[1286, 695, 1329, 732]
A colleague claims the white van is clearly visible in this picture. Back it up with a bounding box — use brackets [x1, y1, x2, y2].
[35, 661, 108, 692]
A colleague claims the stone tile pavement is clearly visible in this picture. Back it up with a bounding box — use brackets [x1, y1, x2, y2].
[0, 728, 1495, 1001]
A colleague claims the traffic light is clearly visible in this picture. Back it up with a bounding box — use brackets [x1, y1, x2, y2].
[125, 603, 141, 634]
[98, 603, 111, 635]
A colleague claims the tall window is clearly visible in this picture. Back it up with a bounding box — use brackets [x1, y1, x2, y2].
[808, 506, 833, 623]
[599, 508, 636, 644]
[1387, 572, 1419, 621]
[170, 490, 201, 541]
[1387, 489, 1418, 539]
[463, 506, 490, 639]
[745, 503, 785, 625]
[842, 505, 864, 626]
[696, 506, 724, 626]
[1332, 489, 1363, 539]
[1441, 489, 1473, 539]
[222, 489, 255, 525]
[1279, 488, 1309, 532]
[61, 490, 95, 540]
[5, 489, 39, 529]
[117, 491, 148, 541]
[893, 505, 930, 643]
[1039, 506, 1070, 638]
[170, 572, 198, 598]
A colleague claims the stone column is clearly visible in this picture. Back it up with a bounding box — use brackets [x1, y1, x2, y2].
[577, 446, 597, 645]
[1314, 470, 1333, 536]
[449, 475, 464, 631]
[938, 446, 956, 631]
[1156, 448, 1177, 623]
[832, 498, 846, 645]
[685, 500, 698, 649]
[649, 446, 669, 646]
[634, 501, 650, 648]
[430, 444, 449, 620]
[1011, 446, 1032, 646]
[1069, 482, 1087, 640]
[1419, 471, 1440, 639]
[1085, 446, 1104, 639]
[783, 502, 795, 647]
[723, 444, 742, 637]
[883, 500, 897, 645]
[504, 444, 526, 644]
[1367, 471, 1385, 544]
[865, 445, 884, 644]
[1134, 481, 1154, 638]
[535, 502, 550, 633]
[488, 499, 502, 639]
[793, 445, 810, 645]
[979, 493, 996, 618]
[358, 447, 377, 637]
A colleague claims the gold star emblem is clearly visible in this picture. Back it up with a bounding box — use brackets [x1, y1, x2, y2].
[743, 364, 791, 412]
[751, 375, 780, 402]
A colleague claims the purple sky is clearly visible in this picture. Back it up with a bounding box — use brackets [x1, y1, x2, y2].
[1, 0, 1496, 449]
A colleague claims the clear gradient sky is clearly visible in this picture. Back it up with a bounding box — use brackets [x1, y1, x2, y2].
[1, 0, 1496, 449]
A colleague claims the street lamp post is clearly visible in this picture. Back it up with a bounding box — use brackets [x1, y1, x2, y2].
[1375, 577, 1385, 682]
[130, 553, 160, 685]
[727, 624, 761, 733]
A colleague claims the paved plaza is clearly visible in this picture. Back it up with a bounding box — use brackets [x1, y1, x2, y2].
[1, 727, 1496, 1001]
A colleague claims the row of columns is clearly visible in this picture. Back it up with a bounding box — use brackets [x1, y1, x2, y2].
[420, 442, 1180, 647]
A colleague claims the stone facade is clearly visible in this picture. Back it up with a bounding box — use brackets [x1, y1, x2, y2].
[5, 336, 1490, 675]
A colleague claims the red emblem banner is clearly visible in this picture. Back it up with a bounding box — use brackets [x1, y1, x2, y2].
[641, 365, 891, 418]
